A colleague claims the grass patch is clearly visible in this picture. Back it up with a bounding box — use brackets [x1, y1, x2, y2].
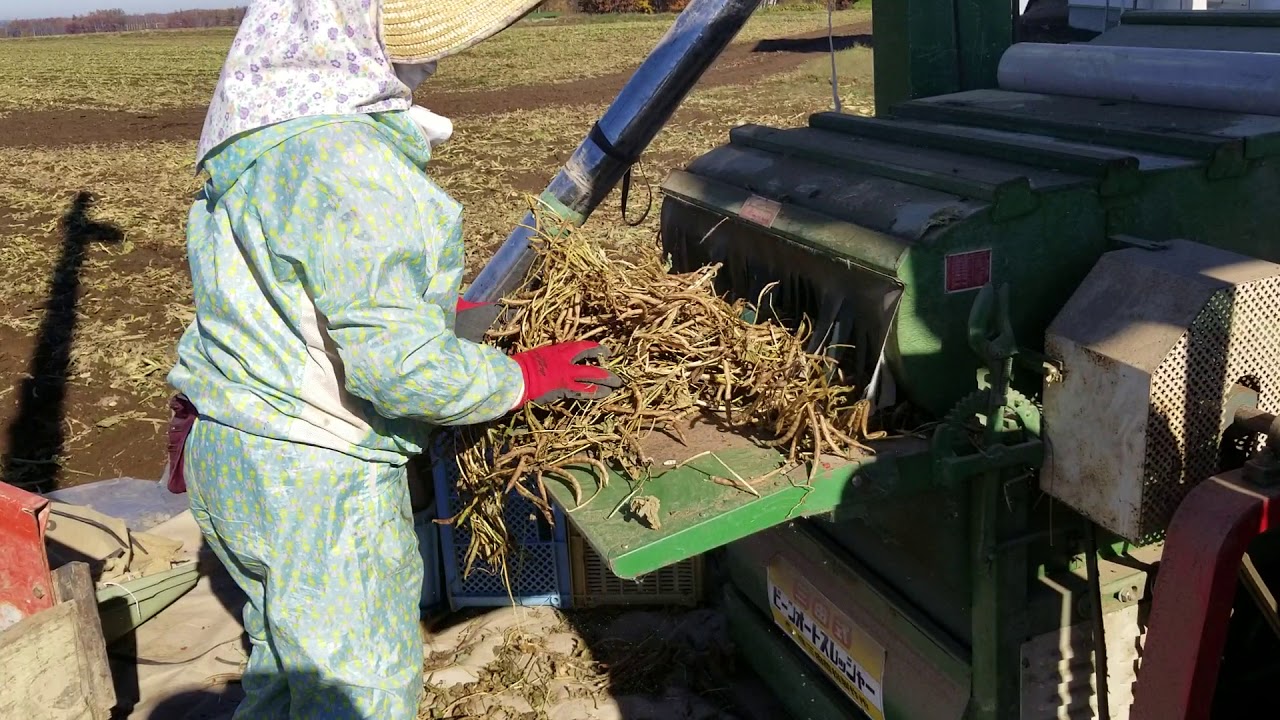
[0, 29, 233, 112]
[0, 9, 868, 112]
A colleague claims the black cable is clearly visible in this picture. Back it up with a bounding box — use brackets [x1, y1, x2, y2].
[49, 506, 129, 551]
[587, 122, 653, 226]
[622, 161, 653, 227]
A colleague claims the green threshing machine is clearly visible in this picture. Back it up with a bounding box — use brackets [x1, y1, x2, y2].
[462, 2, 1280, 718]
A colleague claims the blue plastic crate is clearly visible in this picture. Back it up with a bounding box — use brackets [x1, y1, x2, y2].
[432, 436, 572, 609]
[413, 501, 445, 615]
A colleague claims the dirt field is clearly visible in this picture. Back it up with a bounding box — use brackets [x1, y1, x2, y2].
[0, 8, 874, 490]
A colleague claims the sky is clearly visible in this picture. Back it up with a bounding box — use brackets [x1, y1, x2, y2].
[4, 0, 242, 20]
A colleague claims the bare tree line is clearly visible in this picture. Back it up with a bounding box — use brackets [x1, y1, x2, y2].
[2, 1, 847, 39]
[3, 7, 247, 38]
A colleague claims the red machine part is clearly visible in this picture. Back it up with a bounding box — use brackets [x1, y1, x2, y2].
[0, 483, 54, 631]
[1132, 469, 1280, 720]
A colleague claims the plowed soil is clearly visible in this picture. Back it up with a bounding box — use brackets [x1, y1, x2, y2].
[0, 20, 871, 488]
[0, 22, 870, 148]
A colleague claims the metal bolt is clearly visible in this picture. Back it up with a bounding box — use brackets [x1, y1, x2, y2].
[1116, 585, 1139, 604]
[1042, 362, 1064, 384]
[32, 585, 45, 600]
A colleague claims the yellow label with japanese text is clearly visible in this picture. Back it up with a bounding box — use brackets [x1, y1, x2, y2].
[767, 562, 887, 720]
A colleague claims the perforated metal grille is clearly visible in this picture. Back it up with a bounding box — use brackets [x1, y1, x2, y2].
[1141, 276, 1280, 538]
[569, 528, 702, 608]
[435, 451, 569, 605]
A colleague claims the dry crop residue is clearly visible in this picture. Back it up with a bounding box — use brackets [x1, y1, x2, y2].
[447, 208, 877, 581]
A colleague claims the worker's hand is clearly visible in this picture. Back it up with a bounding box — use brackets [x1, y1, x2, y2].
[454, 297, 496, 343]
[407, 105, 453, 149]
[512, 341, 623, 407]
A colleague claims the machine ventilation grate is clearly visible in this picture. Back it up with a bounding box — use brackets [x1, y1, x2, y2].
[569, 527, 703, 608]
[1141, 276, 1280, 538]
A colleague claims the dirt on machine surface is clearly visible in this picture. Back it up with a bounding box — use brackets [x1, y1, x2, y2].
[0, 22, 871, 149]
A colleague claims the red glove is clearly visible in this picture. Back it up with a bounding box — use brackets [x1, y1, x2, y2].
[454, 297, 495, 343]
[513, 341, 623, 406]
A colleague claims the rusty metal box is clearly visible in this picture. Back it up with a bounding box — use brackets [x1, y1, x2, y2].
[1042, 239, 1280, 540]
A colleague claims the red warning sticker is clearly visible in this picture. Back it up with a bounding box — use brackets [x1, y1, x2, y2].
[740, 195, 781, 229]
[945, 249, 992, 293]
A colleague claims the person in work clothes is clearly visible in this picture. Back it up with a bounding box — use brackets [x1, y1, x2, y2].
[164, 0, 621, 717]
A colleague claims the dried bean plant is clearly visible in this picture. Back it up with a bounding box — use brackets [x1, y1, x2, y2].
[445, 210, 875, 579]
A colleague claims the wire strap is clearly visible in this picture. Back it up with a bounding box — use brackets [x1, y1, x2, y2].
[828, 0, 843, 113]
[587, 122, 652, 226]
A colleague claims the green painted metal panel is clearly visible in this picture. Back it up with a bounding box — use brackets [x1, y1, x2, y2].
[1091, 23, 1280, 53]
[808, 112, 1143, 197]
[894, 89, 1276, 171]
[954, 0, 1013, 92]
[723, 586, 865, 720]
[1110, 157, 1280, 264]
[662, 169, 911, 277]
[871, 0, 1010, 115]
[1121, 9, 1280, 26]
[725, 524, 972, 719]
[546, 439, 933, 580]
[820, 482, 975, 645]
[730, 124, 1043, 221]
[889, 187, 1106, 417]
[872, 0, 960, 114]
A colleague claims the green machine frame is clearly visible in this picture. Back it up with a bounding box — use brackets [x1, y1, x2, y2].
[872, 0, 1014, 114]
[550, 283, 1068, 720]
[545, 7, 1280, 720]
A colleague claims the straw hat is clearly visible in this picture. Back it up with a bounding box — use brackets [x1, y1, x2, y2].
[381, 0, 546, 64]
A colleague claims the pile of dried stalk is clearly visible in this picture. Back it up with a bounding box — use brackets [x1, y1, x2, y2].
[446, 214, 876, 579]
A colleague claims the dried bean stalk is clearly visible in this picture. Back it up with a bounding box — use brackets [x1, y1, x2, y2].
[445, 209, 872, 580]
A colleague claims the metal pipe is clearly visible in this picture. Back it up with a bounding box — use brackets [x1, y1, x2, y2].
[464, 0, 761, 309]
[1235, 406, 1276, 436]
[998, 43, 1280, 116]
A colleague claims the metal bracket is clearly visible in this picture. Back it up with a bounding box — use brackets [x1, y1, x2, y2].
[1111, 234, 1173, 251]
[931, 282, 1044, 485]
[1014, 348, 1063, 385]
[938, 441, 1044, 483]
[1132, 470, 1280, 720]
[1240, 553, 1280, 643]
[968, 282, 1018, 365]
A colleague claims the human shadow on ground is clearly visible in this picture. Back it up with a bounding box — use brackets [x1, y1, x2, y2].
[3, 191, 122, 492]
[108, 542, 249, 719]
[421, 601, 780, 720]
[145, 671, 361, 720]
[752, 33, 872, 54]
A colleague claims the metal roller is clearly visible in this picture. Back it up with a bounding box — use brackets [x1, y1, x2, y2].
[998, 42, 1280, 116]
